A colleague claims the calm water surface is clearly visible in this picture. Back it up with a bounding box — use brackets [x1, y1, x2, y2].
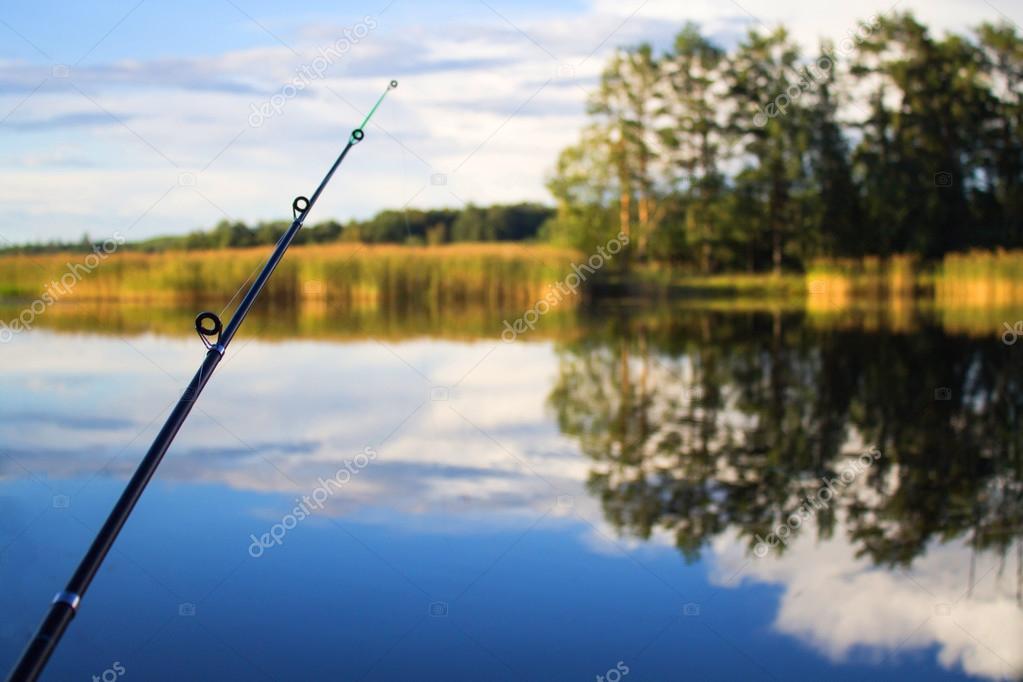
[1, 303, 1020, 680]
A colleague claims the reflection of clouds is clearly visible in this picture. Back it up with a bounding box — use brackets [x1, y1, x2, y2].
[1, 332, 591, 520]
[710, 524, 1023, 680]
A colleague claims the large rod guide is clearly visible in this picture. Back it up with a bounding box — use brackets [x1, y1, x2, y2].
[6, 80, 397, 682]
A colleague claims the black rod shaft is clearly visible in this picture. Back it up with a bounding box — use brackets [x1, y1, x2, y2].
[7, 131, 363, 682]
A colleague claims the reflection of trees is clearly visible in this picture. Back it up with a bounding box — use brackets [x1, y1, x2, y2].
[549, 307, 1023, 574]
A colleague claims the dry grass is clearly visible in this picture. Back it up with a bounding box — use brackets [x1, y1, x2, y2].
[0, 242, 581, 307]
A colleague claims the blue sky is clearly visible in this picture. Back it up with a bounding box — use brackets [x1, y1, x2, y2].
[0, 0, 1016, 243]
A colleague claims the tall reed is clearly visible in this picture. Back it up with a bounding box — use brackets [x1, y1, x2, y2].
[0, 243, 579, 308]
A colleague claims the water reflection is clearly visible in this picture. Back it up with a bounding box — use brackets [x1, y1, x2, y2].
[1, 301, 1020, 679]
[549, 306, 1023, 678]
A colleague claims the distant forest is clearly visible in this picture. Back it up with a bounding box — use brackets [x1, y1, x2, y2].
[545, 12, 1023, 272]
[6, 203, 553, 254]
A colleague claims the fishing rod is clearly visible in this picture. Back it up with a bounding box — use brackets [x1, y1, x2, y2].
[6, 79, 398, 682]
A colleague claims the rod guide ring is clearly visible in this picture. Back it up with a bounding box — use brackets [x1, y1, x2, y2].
[292, 196, 310, 219]
[195, 311, 223, 351]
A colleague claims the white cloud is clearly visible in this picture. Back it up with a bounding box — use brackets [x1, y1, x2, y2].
[710, 524, 1023, 680]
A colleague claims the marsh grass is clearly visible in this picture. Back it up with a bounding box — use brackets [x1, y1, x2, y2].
[0, 243, 579, 307]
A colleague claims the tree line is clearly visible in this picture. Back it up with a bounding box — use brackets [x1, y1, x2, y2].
[545, 12, 1023, 273]
[4, 203, 553, 254]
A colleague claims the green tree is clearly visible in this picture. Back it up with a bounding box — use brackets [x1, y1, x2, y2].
[589, 44, 662, 257]
[545, 126, 618, 251]
[976, 22, 1023, 248]
[725, 27, 812, 273]
[852, 13, 992, 256]
[210, 220, 255, 248]
[661, 23, 727, 271]
[804, 40, 861, 258]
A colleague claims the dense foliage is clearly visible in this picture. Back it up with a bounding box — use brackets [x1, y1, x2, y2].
[546, 13, 1023, 272]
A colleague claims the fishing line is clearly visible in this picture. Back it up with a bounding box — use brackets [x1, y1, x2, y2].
[217, 222, 296, 321]
[219, 255, 268, 319]
[401, 130, 412, 241]
[357, 79, 398, 135]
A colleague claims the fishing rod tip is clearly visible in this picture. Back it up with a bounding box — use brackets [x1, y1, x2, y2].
[389, 79, 398, 89]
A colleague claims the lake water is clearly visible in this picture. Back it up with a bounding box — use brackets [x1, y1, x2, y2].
[1, 302, 1021, 680]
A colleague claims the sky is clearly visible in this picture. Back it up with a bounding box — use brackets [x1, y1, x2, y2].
[0, 0, 1019, 244]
